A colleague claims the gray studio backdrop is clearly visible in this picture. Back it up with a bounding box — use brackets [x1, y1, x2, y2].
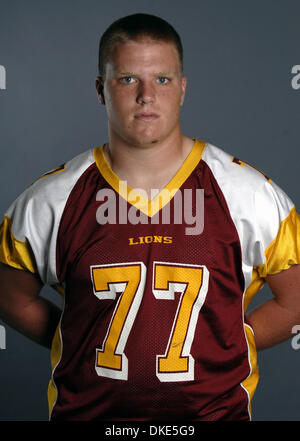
[0, 0, 300, 421]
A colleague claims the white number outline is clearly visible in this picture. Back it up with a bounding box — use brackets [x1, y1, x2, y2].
[90, 262, 146, 380]
[153, 262, 209, 382]
[91, 261, 209, 382]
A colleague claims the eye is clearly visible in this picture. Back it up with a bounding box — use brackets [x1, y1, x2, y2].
[120, 76, 135, 84]
[157, 77, 169, 84]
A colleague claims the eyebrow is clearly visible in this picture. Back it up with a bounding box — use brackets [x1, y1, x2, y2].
[115, 71, 135, 76]
[115, 71, 177, 76]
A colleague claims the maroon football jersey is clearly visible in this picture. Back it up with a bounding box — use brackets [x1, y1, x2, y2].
[1, 139, 299, 420]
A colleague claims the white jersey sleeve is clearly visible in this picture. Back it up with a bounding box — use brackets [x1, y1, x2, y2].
[0, 149, 95, 285]
[202, 143, 300, 308]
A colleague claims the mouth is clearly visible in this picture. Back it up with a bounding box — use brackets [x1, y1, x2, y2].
[134, 113, 160, 121]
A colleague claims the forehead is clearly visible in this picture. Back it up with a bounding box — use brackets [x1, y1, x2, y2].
[106, 39, 181, 74]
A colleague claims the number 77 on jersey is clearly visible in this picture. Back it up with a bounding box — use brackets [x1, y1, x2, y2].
[90, 261, 209, 382]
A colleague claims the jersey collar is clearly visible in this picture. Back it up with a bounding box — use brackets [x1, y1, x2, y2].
[93, 138, 206, 218]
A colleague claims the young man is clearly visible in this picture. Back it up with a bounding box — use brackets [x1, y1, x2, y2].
[0, 13, 300, 421]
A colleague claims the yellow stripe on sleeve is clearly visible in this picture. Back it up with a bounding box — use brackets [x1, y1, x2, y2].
[257, 206, 300, 278]
[0, 215, 37, 273]
[244, 206, 300, 312]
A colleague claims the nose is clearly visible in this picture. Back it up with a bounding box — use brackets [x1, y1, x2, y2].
[136, 80, 155, 105]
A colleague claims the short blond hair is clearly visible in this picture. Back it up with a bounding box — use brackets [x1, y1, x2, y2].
[98, 13, 184, 77]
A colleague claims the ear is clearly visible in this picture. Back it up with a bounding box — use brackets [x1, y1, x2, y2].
[95, 76, 105, 105]
[180, 76, 187, 106]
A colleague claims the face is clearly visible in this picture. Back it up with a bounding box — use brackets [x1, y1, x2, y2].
[96, 39, 187, 148]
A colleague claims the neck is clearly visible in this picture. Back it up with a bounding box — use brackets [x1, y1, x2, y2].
[103, 131, 194, 195]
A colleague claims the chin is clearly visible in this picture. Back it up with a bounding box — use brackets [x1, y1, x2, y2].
[135, 138, 160, 147]
[127, 133, 161, 147]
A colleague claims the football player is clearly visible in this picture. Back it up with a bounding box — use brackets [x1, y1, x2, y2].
[0, 13, 300, 421]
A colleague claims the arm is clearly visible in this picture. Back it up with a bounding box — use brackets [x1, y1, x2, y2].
[0, 263, 62, 349]
[247, 264, 300, 350]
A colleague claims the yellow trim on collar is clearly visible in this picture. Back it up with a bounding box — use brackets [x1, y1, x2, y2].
[93, 139, 206, 218]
